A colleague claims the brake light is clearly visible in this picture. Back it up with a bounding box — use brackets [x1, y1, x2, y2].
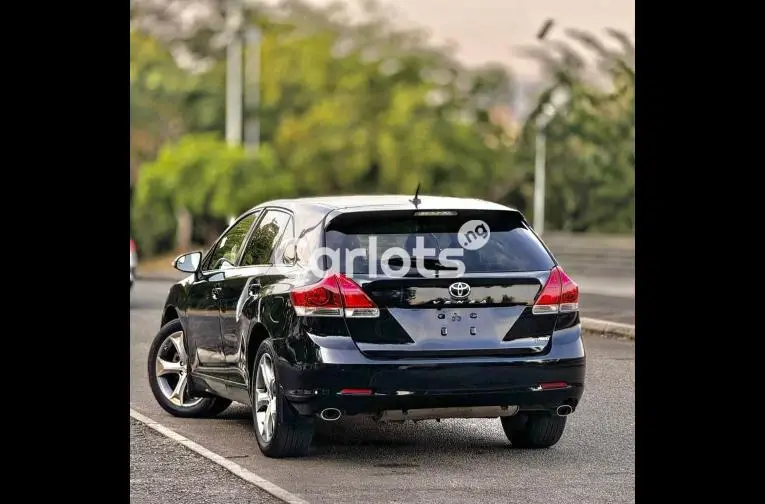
[290, 275, 343, 317]
[290, 273, 380, 318]
[532, 266, 579, 315]
[538, 381, 568, 390]
[130, 239, 136, 253]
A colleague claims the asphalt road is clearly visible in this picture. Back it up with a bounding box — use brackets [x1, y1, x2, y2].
[131, 418, 281, 504]
[130, 280, 634, 504]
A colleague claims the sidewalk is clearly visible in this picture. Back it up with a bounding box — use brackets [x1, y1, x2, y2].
[576, 276, 633, 299]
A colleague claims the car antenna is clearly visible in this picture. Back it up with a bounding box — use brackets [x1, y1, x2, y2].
[409, 183, 422, 208]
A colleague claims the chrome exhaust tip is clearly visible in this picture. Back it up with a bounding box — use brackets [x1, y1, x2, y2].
[556, 405, 573, 417]
[319, 408, 342, 421]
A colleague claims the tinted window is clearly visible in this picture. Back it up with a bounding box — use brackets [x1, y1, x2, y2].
[240, 210, 292, 266]
[204, 212, 259, 271]
[324, 210, 554, 274]
[271, 216, 295, 265]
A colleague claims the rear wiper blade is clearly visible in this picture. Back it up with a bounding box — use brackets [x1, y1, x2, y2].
[386, 257, 458, 270]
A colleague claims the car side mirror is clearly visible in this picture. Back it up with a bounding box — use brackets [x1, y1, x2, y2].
[173, 251, 202, 273]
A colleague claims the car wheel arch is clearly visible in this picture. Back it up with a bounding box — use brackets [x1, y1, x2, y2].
[161, 306, 181, 328]
[246, 323, 271, 381]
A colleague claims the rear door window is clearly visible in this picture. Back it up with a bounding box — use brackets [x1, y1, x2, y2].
[240, 209, 292, 266]
[203, 212, 260, 271]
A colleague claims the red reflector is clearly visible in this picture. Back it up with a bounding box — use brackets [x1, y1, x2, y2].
[532, 266, 579, 315]
[339, 388, 373, 395]
[539, 382, 568, 390]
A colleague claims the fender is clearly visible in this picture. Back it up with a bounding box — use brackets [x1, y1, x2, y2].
[161, 283, 189, 327]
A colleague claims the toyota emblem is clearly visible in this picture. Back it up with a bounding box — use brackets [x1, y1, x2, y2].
[448, 282, 471, 300]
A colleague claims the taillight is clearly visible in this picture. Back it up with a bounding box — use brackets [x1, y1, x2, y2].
[532, 266, 579, 315]
[290, 275, 343, 317]
[290, 273, 380, 318]
[335, 274, 379, 318]
[130, 239, 136, 253]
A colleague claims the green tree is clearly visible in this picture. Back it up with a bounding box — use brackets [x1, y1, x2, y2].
[257, 0, 517, 196]
[132, 131, 300, 254]
[131, 27, 227, 188]
[134, 1, 589, 256]
[516, 28, 635, 233]
[133, 134, 245, 253]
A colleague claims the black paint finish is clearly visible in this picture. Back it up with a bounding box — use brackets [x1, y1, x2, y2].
[158, 196, 586, 417]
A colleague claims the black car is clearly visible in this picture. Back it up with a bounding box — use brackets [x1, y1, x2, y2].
[147, 195, 585, 458]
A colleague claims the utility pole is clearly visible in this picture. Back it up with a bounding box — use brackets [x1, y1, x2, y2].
[532, 89, 569, 236]
[531, 17, 557, 236]
[243, 25, 261, 152]
[225, 0, 244, 146]
[532, 120, 547, 235]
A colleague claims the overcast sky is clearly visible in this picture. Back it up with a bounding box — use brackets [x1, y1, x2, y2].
[267, 0, 635, 80]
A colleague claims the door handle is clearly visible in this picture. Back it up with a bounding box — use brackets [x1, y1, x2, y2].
[211, 287, 222, 300]
[248, 282, 261, 297]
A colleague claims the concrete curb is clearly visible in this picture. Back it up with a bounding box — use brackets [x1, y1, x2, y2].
[580, 317, 635, 341]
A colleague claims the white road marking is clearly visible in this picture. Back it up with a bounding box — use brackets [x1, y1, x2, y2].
[130, 408, 311, 504]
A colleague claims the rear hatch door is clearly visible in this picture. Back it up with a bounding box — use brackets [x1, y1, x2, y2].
[324, 209, 560, 359]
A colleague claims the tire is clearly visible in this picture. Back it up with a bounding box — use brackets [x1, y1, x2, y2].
[251, 339, 314, 458]
[147, 319, 232, 418]
[500, 413, 567, 449]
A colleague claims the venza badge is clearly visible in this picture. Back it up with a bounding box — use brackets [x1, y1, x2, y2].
[448, 282, 471, 300]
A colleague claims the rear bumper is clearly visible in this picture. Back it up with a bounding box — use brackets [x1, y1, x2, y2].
[274, 324, 585, 417]
[279, 357, 585, 417]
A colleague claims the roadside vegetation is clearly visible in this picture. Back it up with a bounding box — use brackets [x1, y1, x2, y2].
[130, 0, 634, 256]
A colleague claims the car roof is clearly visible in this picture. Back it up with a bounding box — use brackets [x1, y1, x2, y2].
[249, 194, 518, 215]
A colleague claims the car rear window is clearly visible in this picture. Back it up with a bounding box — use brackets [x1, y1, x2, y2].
[323, 210, 555, 274]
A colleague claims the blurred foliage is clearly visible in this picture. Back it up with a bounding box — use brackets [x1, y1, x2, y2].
[130, 0, 634, 256]
[520, 27, 635, 232]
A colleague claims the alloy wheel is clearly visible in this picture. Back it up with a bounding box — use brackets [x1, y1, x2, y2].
[154, 331, 204, 408]
[254, 353, 277, 443]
